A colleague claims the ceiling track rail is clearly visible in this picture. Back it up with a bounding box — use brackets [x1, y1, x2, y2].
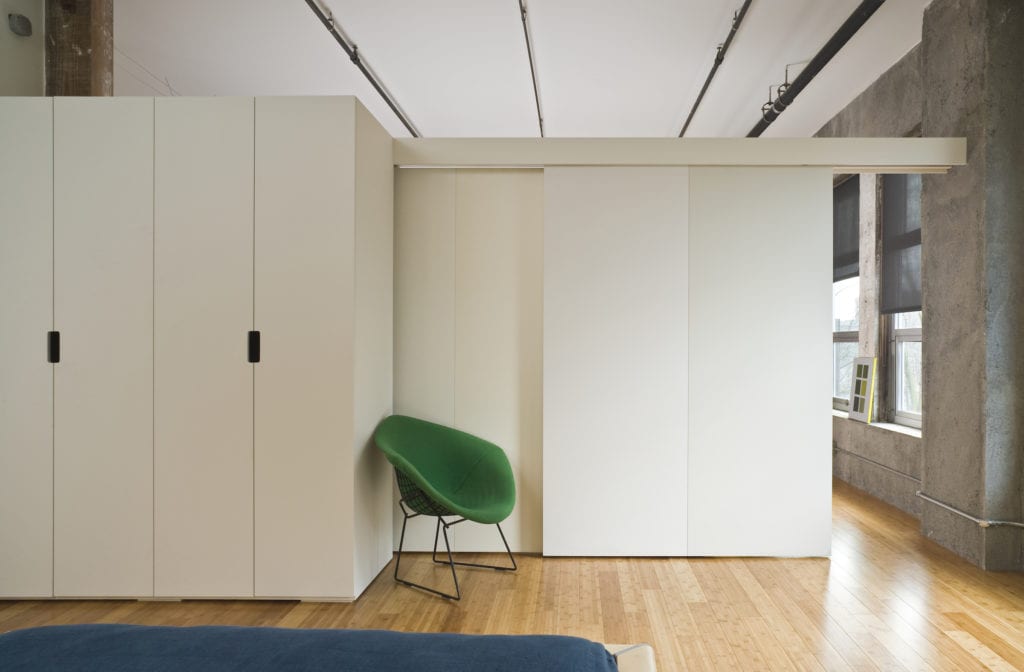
[303, 0, 421, 137]
[678, 0, 753, 138]
[518, 0, 545, 137]
[747, 0, 886, 137]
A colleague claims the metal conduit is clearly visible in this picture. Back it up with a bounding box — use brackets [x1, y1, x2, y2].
[916, 491, 1024, 529]
[747, 0, 886, 137]
[303, 0, 420, 137]
[679, 0, 753, 138]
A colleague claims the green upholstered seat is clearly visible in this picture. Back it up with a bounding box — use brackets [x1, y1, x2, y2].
[374, 415, 516, 525]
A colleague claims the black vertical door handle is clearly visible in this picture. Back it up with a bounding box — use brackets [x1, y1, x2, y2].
[47, 331, 60, 363]
[248, 331, 260, 363]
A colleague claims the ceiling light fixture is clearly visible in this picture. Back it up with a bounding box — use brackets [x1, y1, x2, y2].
[303, 0, 420, 137]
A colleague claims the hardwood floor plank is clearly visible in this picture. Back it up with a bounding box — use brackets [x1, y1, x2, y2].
[4, 480, 1024, 672]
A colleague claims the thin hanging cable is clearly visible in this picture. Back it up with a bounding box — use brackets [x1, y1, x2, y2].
[679, 0, 753, 138]
[518, 0, 544, 137]
[303, 0, 420, 137]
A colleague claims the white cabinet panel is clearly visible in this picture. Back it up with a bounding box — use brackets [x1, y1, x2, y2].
[688, 167, 832, 557]
[254, 97, 355, 599]
[154, 97, 254, 597]
[543, 167, 688, 556]
[0, 98, 53, 597]
[351, 102, 395, 596]
[53, 97, 154, 597]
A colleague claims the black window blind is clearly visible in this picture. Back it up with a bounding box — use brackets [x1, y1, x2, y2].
[881, 174, 922, 314]
[833, 176, 859, 282]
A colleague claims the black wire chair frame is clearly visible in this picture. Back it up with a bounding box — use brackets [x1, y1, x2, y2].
[392, 470, 516, 601]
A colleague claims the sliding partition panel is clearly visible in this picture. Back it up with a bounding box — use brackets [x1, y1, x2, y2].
[392, 168, 457, 552]
[453, 169, 543, 554]
[0, 98, 53, 597]
[53, 98, 154, 596]
[543, 167, 688, 556]
[254, 97, 355, 598]
[154, 98, 255, 597]
[687, 167, 832, 556]
[392, 168, 544, 554]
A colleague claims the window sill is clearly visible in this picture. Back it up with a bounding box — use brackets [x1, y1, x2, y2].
[832, 410, 922, 439]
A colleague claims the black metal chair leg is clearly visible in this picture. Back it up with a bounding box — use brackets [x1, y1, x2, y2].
[431, 521, 517, 572]
[393, 506, 461, 600]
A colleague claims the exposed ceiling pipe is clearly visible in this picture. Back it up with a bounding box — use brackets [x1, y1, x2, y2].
[518, 0, 545, 137]
[747, 0, 885, 137]
[678, 0, 753, 138]
[303, 0, 421, 137]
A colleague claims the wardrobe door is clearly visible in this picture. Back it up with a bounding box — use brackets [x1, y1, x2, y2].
[53, 98, 154, 597]
[0, 98, 53, 597]
[154, 98, 254, 597]
[254, 97, 355, 598]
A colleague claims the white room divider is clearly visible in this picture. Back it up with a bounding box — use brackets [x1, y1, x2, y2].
[543, 167, 689, 556]
[393, 168, 543, 553]
[687, 167, 832, 556]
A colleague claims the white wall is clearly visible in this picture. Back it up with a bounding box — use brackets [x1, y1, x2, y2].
[352, 100, 395, 595]
[0, 0, 44, 95]
[687, 167, 832, 556]
[543, 167, 689, 556]
[393, 168, 543, 553]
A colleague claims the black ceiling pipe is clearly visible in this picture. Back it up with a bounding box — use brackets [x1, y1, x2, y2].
[679, 0, 753, 138]
[747, 0, 886, 137]
[303, 0, 420, 137]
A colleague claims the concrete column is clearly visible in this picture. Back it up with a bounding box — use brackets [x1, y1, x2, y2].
[45, 0, 113, 96]
[921, 0, 1024, 570]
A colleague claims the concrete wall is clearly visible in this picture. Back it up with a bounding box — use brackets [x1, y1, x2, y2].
[833, 414, 921, 516]
[919, 0, 1024, 570]
[821, 0, 1024, 570]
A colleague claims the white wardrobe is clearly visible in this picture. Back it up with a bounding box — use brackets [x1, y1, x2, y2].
[0, 96, 393, 600]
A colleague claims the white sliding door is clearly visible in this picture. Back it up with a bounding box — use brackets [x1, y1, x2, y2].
[0, 98, 53, 597]
[543, 167, 688, 556]
[53, 98, 154, 597]
[393, 168, 543, 554]
[154, 97, 254, 597]
[452, 169, 543, 553]
[254, 97, 355, 598]
[687, 167, 832, 557]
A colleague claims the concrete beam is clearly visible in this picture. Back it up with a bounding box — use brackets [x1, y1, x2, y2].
[45, 0, 112, 96]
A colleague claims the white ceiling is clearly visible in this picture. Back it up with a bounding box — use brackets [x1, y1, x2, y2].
[113, 0, 929, 138]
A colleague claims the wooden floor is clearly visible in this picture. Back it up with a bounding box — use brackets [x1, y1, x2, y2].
[4, 479, 1024, 670]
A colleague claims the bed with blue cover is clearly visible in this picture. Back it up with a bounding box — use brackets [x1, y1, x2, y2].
[0, 624, 622, 671]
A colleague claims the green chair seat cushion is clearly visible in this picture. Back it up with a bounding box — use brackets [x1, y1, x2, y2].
[374, 415, 516, 525]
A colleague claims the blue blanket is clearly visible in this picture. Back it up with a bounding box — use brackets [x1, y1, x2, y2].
[0, 624, 618, 671]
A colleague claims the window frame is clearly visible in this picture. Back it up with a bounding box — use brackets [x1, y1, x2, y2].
[833, 330, 858, 411]
[888, 314, 922, 428]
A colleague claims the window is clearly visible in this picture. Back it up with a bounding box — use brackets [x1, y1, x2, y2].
[890, 311, 922, 428]
[881, 174, 923, 428]
[832, 176, 859, 411]
[833, 277, 859, 410]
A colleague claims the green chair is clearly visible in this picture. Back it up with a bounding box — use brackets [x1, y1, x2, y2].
[374, 414, 517, 600]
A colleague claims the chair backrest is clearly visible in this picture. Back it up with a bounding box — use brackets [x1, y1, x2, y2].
[374, 415, 516, 523]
